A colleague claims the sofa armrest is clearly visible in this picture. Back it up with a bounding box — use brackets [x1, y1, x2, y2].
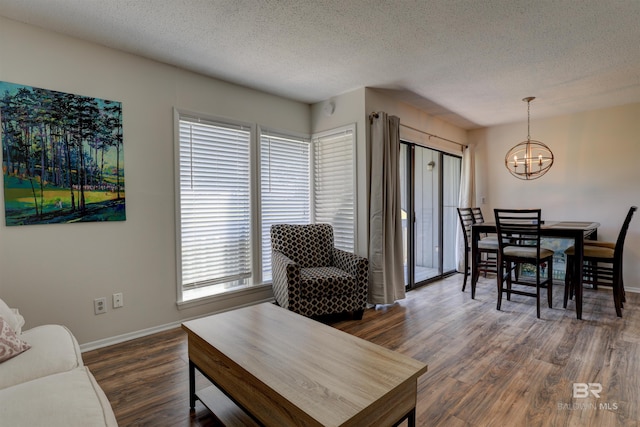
[0, 324, 83, 390]
[0, 367, 118, 426]
[333, 248, 369, 290]
[271, 250, 300, 310]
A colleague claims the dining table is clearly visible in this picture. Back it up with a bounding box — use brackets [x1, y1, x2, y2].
[471, 220, 600, 319]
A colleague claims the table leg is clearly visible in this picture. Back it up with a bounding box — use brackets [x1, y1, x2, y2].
[392, 407, 416, 427]
[575, 233, 584, 320]
[189, 359, 196, 410]
[407, 407, 416, 427]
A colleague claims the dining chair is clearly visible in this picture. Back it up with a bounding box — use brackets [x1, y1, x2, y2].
[494, 209, 554, 318]
[563, 206, 637, 317]
[471, 207, 485, 224]
[471, 206, 500, 269]
[457, 207, 498, 295]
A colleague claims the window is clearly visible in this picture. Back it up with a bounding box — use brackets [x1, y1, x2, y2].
[177, 114, 253, 302]
[313, 126, 356, 252]
[260, 129, 311, 282]
[176, 110, 356, 303]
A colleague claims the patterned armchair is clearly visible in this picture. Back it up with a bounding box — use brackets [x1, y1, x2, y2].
[270, 224, 368, 319]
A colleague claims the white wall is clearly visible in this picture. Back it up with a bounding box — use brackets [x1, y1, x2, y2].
[0, 17, 310, 345]
[470, 103, 640, 290]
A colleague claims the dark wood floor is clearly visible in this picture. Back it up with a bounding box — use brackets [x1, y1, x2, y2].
[83, 274, 640, 426]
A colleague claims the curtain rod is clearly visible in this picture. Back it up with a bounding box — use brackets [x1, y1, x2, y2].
[369, 112, 467, 150]
[400, 123, 467, 150]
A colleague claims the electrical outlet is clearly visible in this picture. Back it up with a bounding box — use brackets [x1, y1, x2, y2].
[113, 292, 124, 309]
[94, 297, 107, 315]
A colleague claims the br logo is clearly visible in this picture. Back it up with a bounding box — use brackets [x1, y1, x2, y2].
[573, 383, 602, 398]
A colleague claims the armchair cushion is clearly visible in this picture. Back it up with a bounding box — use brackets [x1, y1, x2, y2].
[300, 267, 357, 298]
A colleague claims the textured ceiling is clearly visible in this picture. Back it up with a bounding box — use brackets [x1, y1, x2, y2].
[1, 0, 639, 129]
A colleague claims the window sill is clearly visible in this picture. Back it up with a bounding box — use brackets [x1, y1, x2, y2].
[176, 283, 273, 311]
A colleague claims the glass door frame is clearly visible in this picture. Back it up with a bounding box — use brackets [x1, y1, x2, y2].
[402, 141, 461, 290]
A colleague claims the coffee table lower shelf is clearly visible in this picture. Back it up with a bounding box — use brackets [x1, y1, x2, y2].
[192, 362, 417, 427]
[195, 383, 416, 427]
[194, 384, 260, 427]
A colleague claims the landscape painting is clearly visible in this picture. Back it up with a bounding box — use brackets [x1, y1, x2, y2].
[0, 81, 125, 226]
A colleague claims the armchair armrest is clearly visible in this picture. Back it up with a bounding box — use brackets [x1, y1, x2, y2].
[333, 248, 369, 290]
[271, 250, 300, 310]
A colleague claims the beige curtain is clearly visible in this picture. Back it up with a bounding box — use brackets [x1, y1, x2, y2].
[368, 112, 405, 305]
[456, 145, 475, 272]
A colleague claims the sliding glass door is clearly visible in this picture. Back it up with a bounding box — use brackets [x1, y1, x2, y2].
[401, 142, 461, 289]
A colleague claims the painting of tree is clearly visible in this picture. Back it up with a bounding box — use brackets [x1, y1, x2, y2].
[0, 81, 125, 225]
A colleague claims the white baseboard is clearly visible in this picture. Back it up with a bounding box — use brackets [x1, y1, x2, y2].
[626, 286, 639, 294]
[80, 297, 274, 353]
[79, 321, 181, 353]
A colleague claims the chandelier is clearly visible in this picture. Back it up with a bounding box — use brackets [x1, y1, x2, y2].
[505, 97, 554, 180]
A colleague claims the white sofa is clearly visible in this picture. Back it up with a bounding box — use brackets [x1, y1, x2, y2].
[0, 299, 117, 426]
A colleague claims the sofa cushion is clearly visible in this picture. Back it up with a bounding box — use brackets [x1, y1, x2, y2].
[0, 316, 31, 363]
[0, 367, 118, 426]
[300, 266, 356, 298]
[0, 324, 83, 390]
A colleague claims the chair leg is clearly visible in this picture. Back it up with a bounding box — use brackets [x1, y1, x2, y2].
[536, 283, 541, 319]
[462, 250, 469, 292]
[547, 259, 553, 308]
[613, 266, 623, 318]
[564, 263, 569, 305]
[496, 261, 503, 311]
[613, 280, 623, 318]
[535, 266, 541, 319]
[482, 253, 489, 278]
[563, 256, 572, 308]
[471, 251, 486, 300]
[505, 262, 512, 301]
[619, 259, 625, 306]
[620, 272, 625, 309]
[613, 286, 623, 318]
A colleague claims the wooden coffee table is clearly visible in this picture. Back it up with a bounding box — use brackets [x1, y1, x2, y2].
[182, 303, 428, 426]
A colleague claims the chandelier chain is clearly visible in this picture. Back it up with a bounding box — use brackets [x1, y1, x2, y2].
[527, 99, 531, 141]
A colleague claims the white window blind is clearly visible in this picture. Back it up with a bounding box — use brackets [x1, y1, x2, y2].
[178, 115, 252, 296]
[260, 130, 311, 281]
[313, 127, 355, 251]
